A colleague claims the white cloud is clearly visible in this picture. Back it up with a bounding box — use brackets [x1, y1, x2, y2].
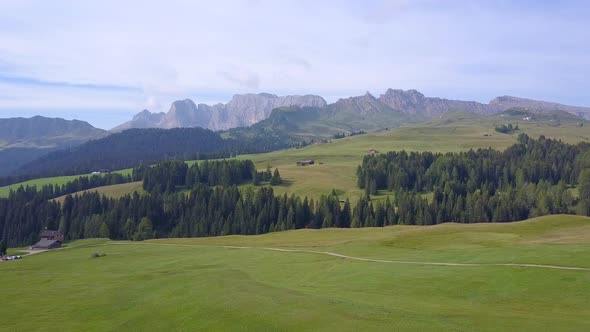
[0, 0, 589, 128]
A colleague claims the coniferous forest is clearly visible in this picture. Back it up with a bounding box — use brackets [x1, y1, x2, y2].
[1, 135, 589, 247]
[11, 126, 302, 180]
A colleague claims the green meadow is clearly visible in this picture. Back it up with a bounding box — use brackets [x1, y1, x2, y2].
[1, 116, 588, 202]
[0, 168, 133, 198]
[51, 181, 144, 203]
[238, 119, 590, 201]
[1, 215, 589, 331]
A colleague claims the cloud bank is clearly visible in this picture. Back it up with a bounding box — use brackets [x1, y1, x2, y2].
[0, 0, 589, 128]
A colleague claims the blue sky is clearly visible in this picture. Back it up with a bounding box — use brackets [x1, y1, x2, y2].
[0, 0, 589, 129]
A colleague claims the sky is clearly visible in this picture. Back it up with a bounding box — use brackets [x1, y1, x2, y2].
[0, 0, 589, 129]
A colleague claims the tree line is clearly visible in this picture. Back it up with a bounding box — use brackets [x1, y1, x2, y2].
[357, 134, 590, 223]
[0, 182, 350, 247]
[10, 126, 300, 180]
[2, 134, 589, 247]
[6, 173, 132, 200]
[134, 159, 258, 194]
[0, 159, 288, 246]
[495, 123, 519, 134]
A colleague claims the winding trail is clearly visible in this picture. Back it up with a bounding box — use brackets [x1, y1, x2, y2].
[109, 242, 590, 272]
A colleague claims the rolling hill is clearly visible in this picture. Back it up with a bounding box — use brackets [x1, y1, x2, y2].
[5, 111, 588, 202]
[12, 127, 235, 177]
[2, 215, 589, 331]
[0, 116, 107, 176]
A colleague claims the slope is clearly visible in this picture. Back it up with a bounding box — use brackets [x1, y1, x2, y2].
[0, 116, 107, 175]
[3, 113, 589, 200]
[1, 215, 589, 331]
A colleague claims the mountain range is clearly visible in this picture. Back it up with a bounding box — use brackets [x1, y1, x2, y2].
[0, 116, 106, 176]
[1, 88, 589, 178]
[112, 89, 590, 132]
[112, 93, 327, 132]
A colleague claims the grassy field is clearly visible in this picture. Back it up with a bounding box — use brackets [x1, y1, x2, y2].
[0, 168, 132, 198]
[1, 214, 589, 331]
[237, 119, 590, 201]
[50, 181, 144, 203]
[2, 116, 589, 202]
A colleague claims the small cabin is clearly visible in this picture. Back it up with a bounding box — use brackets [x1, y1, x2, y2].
[31, 229, 64, 250]
[296, 160, 315, 166]
[39, 229, 64, 242]
[31, 239, 62, 250]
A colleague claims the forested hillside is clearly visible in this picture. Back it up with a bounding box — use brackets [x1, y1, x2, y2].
[12, 127, 297, 179]
[0, 116, 107, 176]
[2, 135, 590, 247]
[357, 134, 590, 223]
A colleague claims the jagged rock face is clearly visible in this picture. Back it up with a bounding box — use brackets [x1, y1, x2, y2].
[113, 89, 590, 132]
[112, 93, 327, 131]
[159, 99, 210, 129]
[329, 92, 394, 115]
[111, 110, 165, 132]
[212, 93, 328, 130]
[378, 89, 499, 116]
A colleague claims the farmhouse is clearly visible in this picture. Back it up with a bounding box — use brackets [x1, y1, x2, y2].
[31, 229, 64, 250]
[296, 160, 315, 166]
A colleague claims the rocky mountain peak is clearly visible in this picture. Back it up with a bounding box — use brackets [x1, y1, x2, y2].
[379, 88, 496, 116]
[161, 99, 207, 129]
[132, 109, 165, 121]
[331, 92, 391, 115]
[113, 93, 327, 132]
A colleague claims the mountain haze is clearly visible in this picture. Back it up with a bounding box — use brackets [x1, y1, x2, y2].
[112, 93, 327, 131]
[378, 89, 590, 118]
[490, 96, 590, 118]
[0, 116, 107, 176]
[113, 89, 590, 133]
[378, 89, 498, 116]
[0, 116, 106, 149]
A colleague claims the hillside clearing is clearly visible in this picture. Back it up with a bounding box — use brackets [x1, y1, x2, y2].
[0, 168, 133, 198]
[51, 181, 144, 203]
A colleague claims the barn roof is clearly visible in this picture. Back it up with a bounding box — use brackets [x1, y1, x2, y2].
[32, 239, 60, 249]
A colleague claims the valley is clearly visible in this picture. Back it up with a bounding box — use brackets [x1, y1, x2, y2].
[3, 111, 586, 202]
[3, 3, 590, 331]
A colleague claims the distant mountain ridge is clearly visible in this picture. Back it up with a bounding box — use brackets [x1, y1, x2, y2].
[0, 116, 107, 176]
[0, 115, 106, 149]
[378, 89, 498, 116]
[112, 93, 327, 132]
[113, 89, 590, 132]
[490, 96, 590, 117]
[378, 89, 590, 119]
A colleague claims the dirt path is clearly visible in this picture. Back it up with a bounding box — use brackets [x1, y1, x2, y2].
[109, 242, 590, 272]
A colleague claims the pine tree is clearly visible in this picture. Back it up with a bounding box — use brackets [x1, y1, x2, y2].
[99, 222, 110, 239]
[577, 169, 590, 216]
[134, 217, 153, 241]
[270, 168, 283, 185]
[340, 199, 352, 228]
